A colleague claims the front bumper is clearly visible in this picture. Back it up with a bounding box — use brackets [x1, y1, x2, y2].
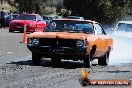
[27, 44, 88, 57]
[9, 25, 35, 32]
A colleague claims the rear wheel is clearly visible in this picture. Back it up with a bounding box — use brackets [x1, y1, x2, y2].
[32, 53, 42, 65]
[83, 55, 92, 68]
[98, 51, 110, 66]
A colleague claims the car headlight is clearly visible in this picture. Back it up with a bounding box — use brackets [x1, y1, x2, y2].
[28, 23, 32, 27]
[32, 38, 39, 45]
[76, 40, 84, 47]
[27, 38, 32, 44]
[10, 22, 14, 25]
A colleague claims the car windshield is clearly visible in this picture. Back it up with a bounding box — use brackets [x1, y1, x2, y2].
[6, 14, 18, 19]
[43, 16, 49, 20]
[43, 15, 57, 20]
[16, 14, 36, 21]
[117, 23, 132, 32]
[66, 16, 84, 20]
[46, 20, 94, 33]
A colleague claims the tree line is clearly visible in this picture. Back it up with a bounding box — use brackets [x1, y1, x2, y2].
[4, 0, 130, 24]
[63, 0, 128, 24]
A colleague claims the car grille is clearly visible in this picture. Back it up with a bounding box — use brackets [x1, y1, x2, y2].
[39, 38, 77, 48]
[14, 23, 24, 29]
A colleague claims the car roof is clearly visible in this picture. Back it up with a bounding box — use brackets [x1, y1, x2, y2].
[21, 13, 39, 16]
[52, 19, 97, 24]
[9, 14, 19, 15]
[118, 21, 132, 24]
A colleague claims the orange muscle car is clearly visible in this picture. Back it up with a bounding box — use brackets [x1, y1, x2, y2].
[27, 19, 113, 67]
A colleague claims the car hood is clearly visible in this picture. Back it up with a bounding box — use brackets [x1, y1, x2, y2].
[28, 32, 92, 40]
[11, 20, 36, 24]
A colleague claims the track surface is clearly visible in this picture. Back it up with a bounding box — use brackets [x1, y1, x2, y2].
[0, 29, 132, 88]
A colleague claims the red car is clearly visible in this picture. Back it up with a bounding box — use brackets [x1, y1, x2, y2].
[9, 14, 46, 32]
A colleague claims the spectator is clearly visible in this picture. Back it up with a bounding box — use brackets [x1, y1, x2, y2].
[0, 8, 6, 28]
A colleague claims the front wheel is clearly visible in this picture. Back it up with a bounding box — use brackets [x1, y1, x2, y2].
[32, 53, 42, 65]
[83, 55, 92, 68]
[98, 51, 110, 66]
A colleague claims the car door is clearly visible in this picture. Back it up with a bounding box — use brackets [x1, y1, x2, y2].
[94, 23, 107, 57]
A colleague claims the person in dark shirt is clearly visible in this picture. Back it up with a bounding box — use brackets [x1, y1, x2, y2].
[0, 8, 6, 28]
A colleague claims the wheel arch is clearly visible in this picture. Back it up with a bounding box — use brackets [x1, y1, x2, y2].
[90, 45, 96, 56]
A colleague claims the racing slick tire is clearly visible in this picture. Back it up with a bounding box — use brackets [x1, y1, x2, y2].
[98, 51, 110, 66]
[32, 53, 41, 65]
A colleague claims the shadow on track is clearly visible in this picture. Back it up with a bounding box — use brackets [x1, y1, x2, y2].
[7, 59, 98, 69]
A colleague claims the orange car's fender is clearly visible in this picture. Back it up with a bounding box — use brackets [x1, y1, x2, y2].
[86, 35, 98, 56]
[100, 35, 113, 50]
[86, 35, 108, 57]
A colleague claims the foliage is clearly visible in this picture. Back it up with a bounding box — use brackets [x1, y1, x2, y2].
[6, 0, 47, 14]
[63, 0, 128, 24]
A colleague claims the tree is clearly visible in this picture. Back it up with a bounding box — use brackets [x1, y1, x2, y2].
[6, 0, 47, 14]
[63, 0, 128, 24]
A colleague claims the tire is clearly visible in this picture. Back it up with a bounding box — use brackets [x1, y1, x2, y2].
[51, 57, 61, 65]
[32, 53, 41, 65]
[9, 30, 13, 32]
[83, 55, 92, 68]
[98, 51, 110, 66]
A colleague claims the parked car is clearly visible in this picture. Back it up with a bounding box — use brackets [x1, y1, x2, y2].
[66, 16, 84, 20]
[42, 14, 61, 25]
[27, 19, 113, 67]
[114, 21, 132, 32]
[5, 14, 19, 27]
[9, 14, 46, 32]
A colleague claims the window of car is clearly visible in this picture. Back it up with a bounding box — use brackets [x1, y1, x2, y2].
[46, 20, 94, 33]
[95, 23, 103, 34]
[36, 15, 43, 21]
[16, 14, 36, 21]
[6, 15, 13, 19]
[116, 23, 132, 32]
[43, 16, 49, 20]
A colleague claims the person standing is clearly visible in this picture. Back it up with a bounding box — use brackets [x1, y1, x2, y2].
[0, 8, 6, 28]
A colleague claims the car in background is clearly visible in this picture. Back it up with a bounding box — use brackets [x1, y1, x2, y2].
[66, 16, 84, 20]
[42, 14, 61, 25]
[114, 21, 132, 32]
[113, 21, 132, 38]
[9, 14, 46, 32]
[5, 14, 19, 27]
[27, 19, 113, 67]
